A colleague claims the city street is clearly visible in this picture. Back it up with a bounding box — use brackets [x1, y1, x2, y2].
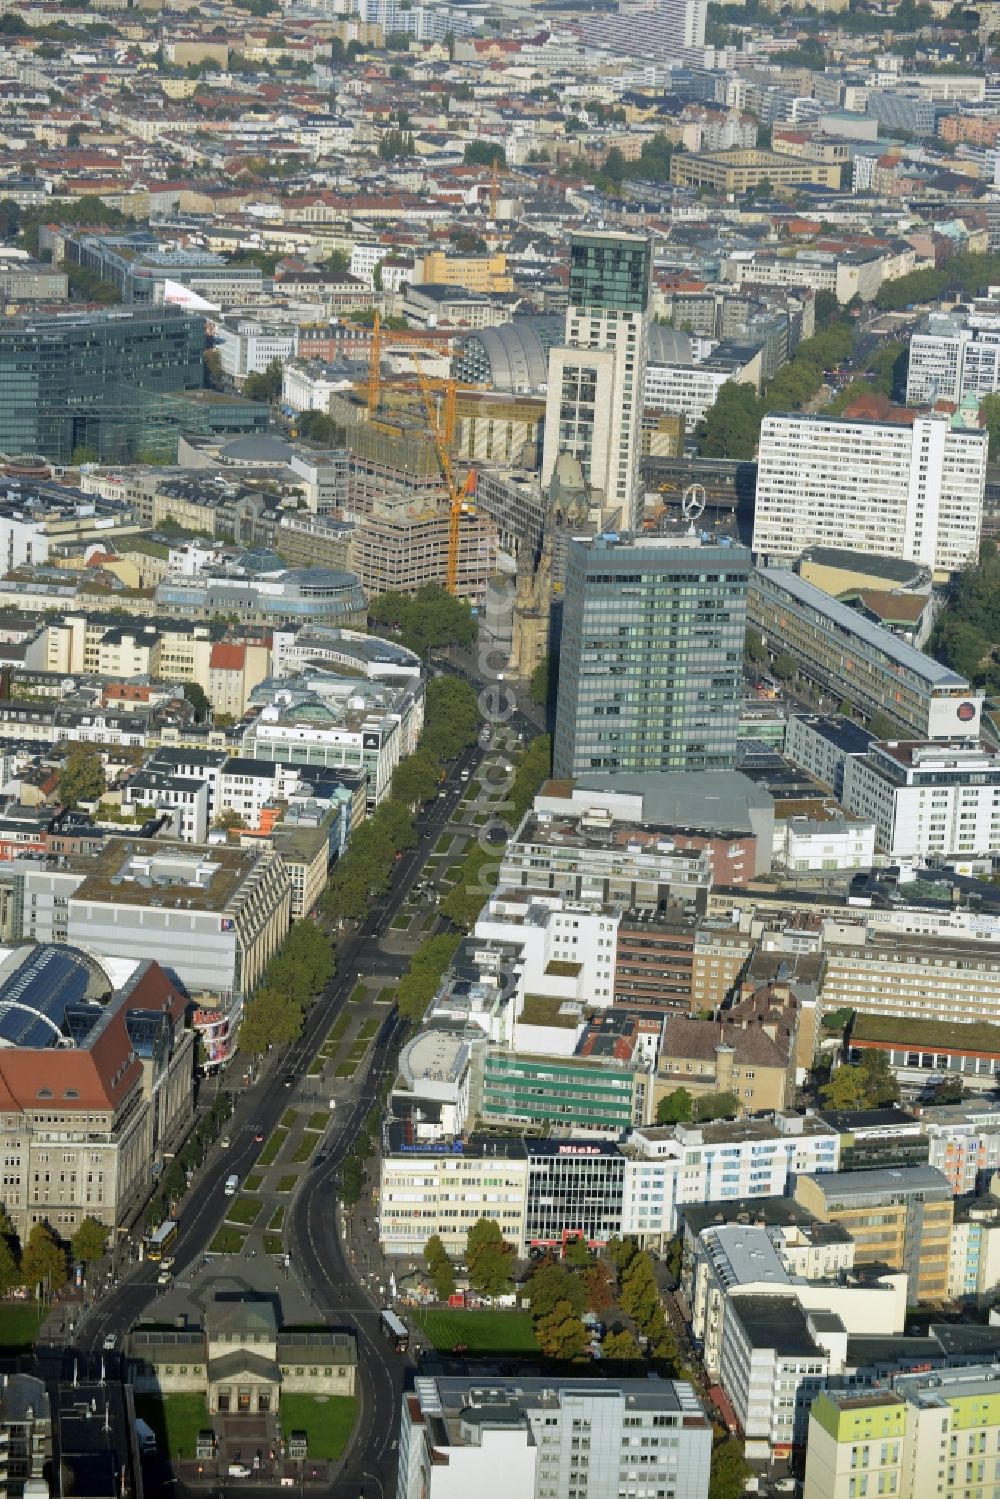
[70, 731, 491, 1499]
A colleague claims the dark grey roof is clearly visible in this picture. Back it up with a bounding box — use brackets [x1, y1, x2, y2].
[730, 1295, 819, 1356]
[648, 323, 694, 365]
[207, 1350, 280, 1383]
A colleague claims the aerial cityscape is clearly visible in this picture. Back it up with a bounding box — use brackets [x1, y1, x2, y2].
[5, 0, 1000, 1497]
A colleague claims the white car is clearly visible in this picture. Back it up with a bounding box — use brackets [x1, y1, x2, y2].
[102, 1334, 116, 1351]
[156, 1269, 172, 1286]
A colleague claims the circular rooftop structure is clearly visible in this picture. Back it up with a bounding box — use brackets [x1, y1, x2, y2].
[452, 315, 564, 392]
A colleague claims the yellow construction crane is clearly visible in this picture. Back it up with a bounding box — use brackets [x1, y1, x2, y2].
[412, 349, 474, 597]
[366, 310, 448, 417]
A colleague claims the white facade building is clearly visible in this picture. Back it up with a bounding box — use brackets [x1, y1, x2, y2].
[774, 812, 876, 873]
[281, 361, 351, 413]
[215, 319, 298, 381]
[752, 410, 987, 575]
[841, 740, 1000, 860]
[541, 230, 651, 529]
[905, 312, 1000, 404]
[397, 1377, 713, 1499]
[621, 1118, 840, 1248]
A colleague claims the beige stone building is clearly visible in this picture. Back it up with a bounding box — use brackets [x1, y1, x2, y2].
[794, 1166, 953, 1302]
[671, 148, 843, 194]
[130, 1292, 356, 1415]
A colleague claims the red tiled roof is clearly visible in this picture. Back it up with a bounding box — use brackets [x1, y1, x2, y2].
[210, 642, 245, 671]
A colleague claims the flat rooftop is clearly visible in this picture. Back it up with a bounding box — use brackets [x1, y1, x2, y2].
[755, 568, 969, 688]
[71, 838, 261, 911]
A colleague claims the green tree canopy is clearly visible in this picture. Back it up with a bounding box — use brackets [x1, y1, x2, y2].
[392, 746, 440, 808]
[525, 1261, 586, 1319]
[464, 141, 506, 167]
[237, 988, 303, 1055]
[71, 1217, 108, 1265]
[183, 681, 211, 720]
[696, 380, 762, 459]
[534, 1298, 588, 1359]
[656, 1087, 693, 1125]
[422, 1234, 456, 1299]
[21, 1223, 67, 1295]
[603, 1328, 642, 1360]
[822, 1050, 900, 1110]
[396, 933, 460, 1025]
[466, 1217, 515, 1296]
[709, 1437, 751, 1499]
[59, 745, 106, 808]
[369, 585, 476, 657]
[242, 358, 284, 402]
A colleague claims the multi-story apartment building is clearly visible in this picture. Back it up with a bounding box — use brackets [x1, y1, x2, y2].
[497, 805, 713, 908]
[243, 672, 424, 809]
[378, 1116, 841, 1257]
[794, 1166, 954, 1301]
[0, 947, 193, 1241]
[644, 341, 763, 424]
[948, 1195, 1000, 1303]
[906, 312, 1000, 404]
[841, 740, 1000, 860]
[397, 1377, 713, 1499]
[553, 533, 750, 778]
[752, 411, 986, 576]
[672, 149, 843, 193]
[614, 910, 696, 1011]
[690, 920, 756, 1011]
[541, 230, 651, 529]
[480, 1051, 652, 1133]
[804, 1367, 1000, 1499]
[378, 1130, 529, 1258]
[749, 568, 983, 740]
[154, 567, 368, 631]
[820, 932, 1000, 1031]
[784, 714, 876, 799]
[621, 1116, 840, 1247]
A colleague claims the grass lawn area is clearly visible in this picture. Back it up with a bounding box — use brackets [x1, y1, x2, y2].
[346, 1042, 368, 1061]
[244, 1173, 263, 1192]
[414, 1309, 538, 1355]
[308, 1058, 324, 1076]
[335, 1062, 356, 1078]
[290, 1134, 318, 1164]
[358, 1018, 378, 1040]
[226, 1196, 262, 1227]
[434, 834, 453, 854]
[264, 1233, 284, 1256]
[258, 1127, 288, 1166]
[268, 1205, 285, 1230]
[277, 1396, 357, 1461]
[391, 914, 410, 929]
[277, 1174, 297, 1192]
[329, 1014, 350, 1041]
[0, 1303, 43, 1351]
[306, 1112, 328, 1131]
[374, 987, 396, 1006]
[209, 1225, 247, 1254]
[134, 1394, 208, 1461]
[348, 982, 366, 1003]
[280, 1108, 298, 1129]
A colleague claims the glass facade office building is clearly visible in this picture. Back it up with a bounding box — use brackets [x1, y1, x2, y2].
[0, 306, 206, 463]
[553, 534, 750, 778]
[568, 232, 651, 314]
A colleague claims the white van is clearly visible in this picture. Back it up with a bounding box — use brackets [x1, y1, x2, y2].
[224, 1174, 239, 1196]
